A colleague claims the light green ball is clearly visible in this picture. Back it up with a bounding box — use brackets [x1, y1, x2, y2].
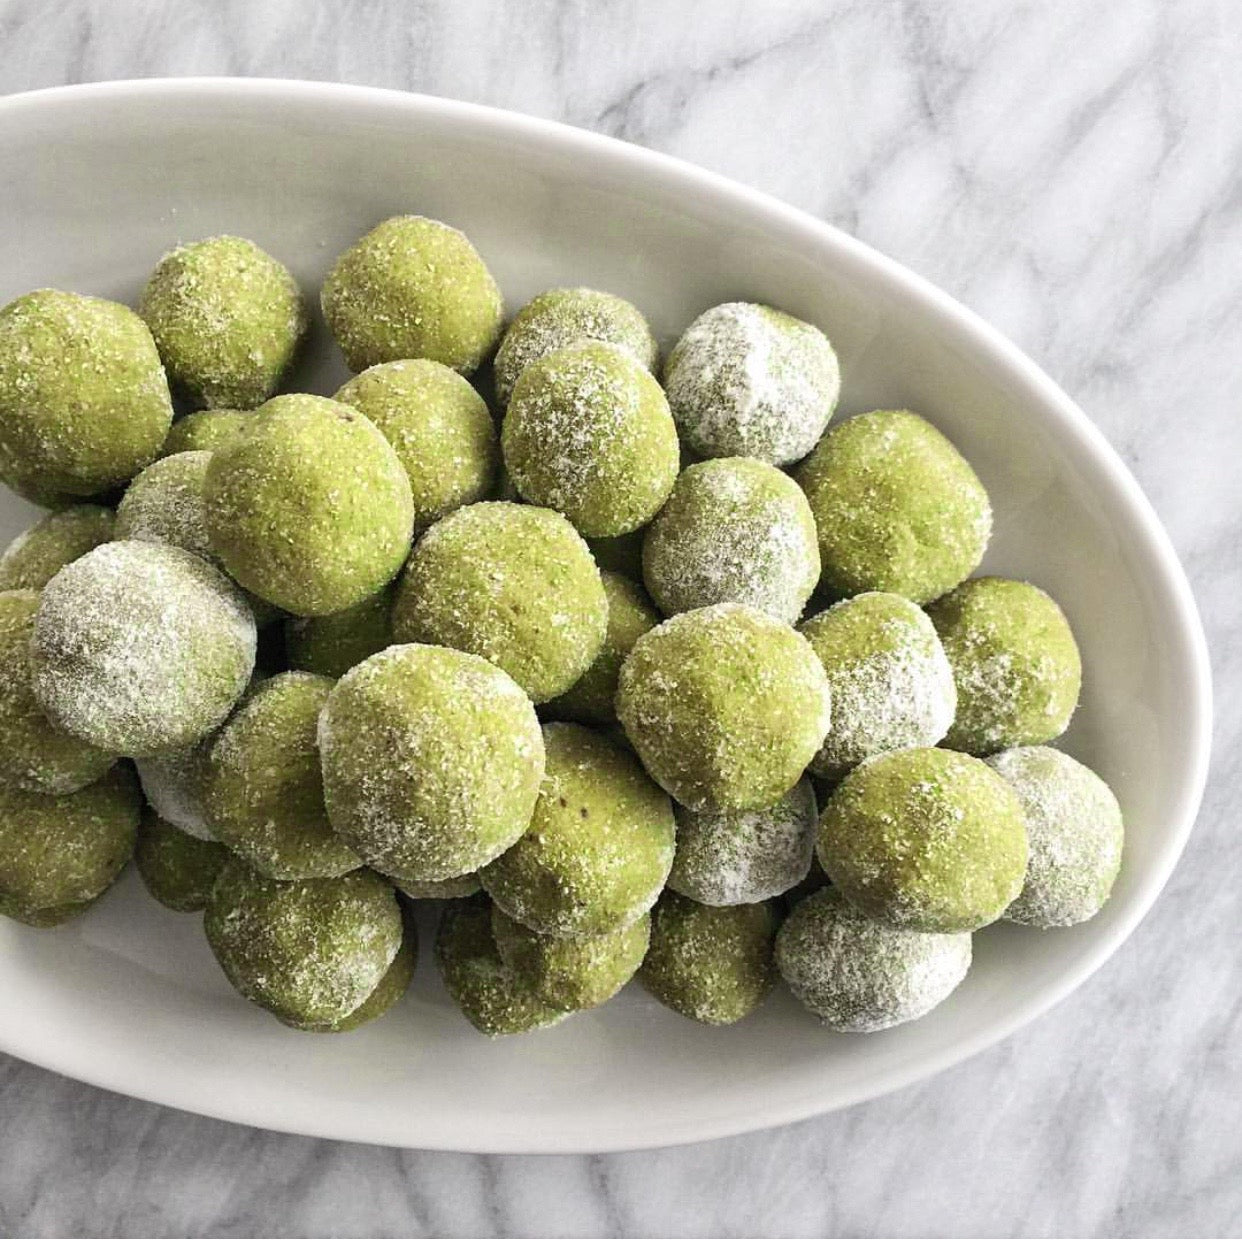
[159, 409, 250, 458]
[115, 450, 215, 563]
[795, 410, 991, 603]
[392, 502, 606, 703]
[134, 732, 217, 841]
[321, 215, 503, 375]
[284, 586, 392, 679]
[397, 873, 482, 901]
[928, 576, 1082, 755]
[319, 926, 416, 1033]
[134, 808, 229, 912]
[617, 603, 832, 812]
[818, 747, 1028, 933]
[0, 505, 115, 591]
[502, 342, 679, 537]
[480, 723, 675, 938]
[0, 289, 173, 497]
[204, 394, 414, 616]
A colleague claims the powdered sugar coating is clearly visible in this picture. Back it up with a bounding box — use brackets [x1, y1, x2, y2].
[0, 505, 115, 592]
[116, 451, 215, 561]
[135, 739, 215, 840]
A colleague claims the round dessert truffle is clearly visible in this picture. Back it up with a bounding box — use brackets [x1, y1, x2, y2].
[321, 215, 503, 375]
[0, 505, 115, 592]
[134, 808, 228, 912]
[502, 342, 679, 537]
[481, 724, 675, 938]
[204, 394, 414, 616]
[321, 927, 417, 1033]
[335, 359, 498, 534]
[640, 891, 778, 1025]
[31, 541, 256, 757]
[986, 746, 1123, 927]
[160, 409, 250, 458]
[320, 644, 544, 883]
[435, 897, 569, 1036]
[203, 673, 361, 880]
[284, 586, 392, 679]
[776, 887, 972, 1032]
[928, 577, 1082, 755]
[642, 457, 820, 623]
[800, 592, 956, 778]
[616, 603, 831, 812]
[545, 572, 659, 725]
[0, 289, 173, 497]
[818, 747, 1028, 933]
[663, 302, 839, 466]
[668, 777, 817, 906]
[495, 288, 657, 407]
[397, 873, 481, 901]
[135, 734, 215, 840]
[795, 410, 991, 603]
[392, 502, 606, 703]
[205, 861, 405, 1029]
[492, 904, 650, 1011]
[140, 236, 306, 410]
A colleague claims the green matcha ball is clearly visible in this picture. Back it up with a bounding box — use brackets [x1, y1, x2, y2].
[545, 572, 659, 725]
[928, 577, 1082, 754]
[492, 904, 650, 1011]
[640, 891, 778, 1026]
[0, 505, 115, 591]
[135, 733, 216, 840]
[663, 303, 839, 466]
[0, 764, 140, 914]
[320, 644, 545, 883]
[335, 360, 498, 534]
[134, 808, 229, 912]
[0, 289, 173, 497]
[818, 747, 1028, 933]
[494, 288, 658, 407]
[159, 409, 250, 458]
[31, 541, 256, 756]
[435, 897, 569, 1036]
[986, 746, 1123, 927]
[392, 502, 607, 703]
[480, 723, 675, 938]
[617, 603, 832, 812]
[203, 673, 361, 880]
[0, 892, 100, 928]
[284, 586, 392, 679]
[668, 777, 817, 906]
[319, 924, 417, 1033]
[587, 529, 645, 580]
[502, 342, 679, 538]
[777, 887, 972, 1032]
[397, 873, 481, 901]
[204, 394, 414, 616]
[642, 457, 820, 623]
[204, 860, 404, 1029]
[0, 589, 116, 794]
[800, 592, 957, 778]
[795, 410, 991, 603]
[321, 215, 503, 375]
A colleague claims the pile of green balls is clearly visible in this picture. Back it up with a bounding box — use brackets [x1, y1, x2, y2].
[0, 214, 1123, 1038]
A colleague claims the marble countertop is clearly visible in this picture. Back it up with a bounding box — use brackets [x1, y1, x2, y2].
[1, 1, 1238, 1236]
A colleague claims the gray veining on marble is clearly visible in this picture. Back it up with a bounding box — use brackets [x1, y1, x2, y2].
[0, 1, 1239, 1236]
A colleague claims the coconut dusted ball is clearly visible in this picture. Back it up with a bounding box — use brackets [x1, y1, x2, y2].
[393, 502, 606, 703]
[818, 747, 1028, 933]
[204, 860, 404, 1030]
[800, 592, 956, 778]
[160, 409, 250, 458]
[397, 873, 482, 901]
[204, 394, 414, 616]
[320, 644, 545, 883]
[0, 505, 115, 592]
[322, 925, 417, 1033]
[642, 457, 820, 623]
[135, 733, 215, 840]
[617, 603, 831, 812]
[795, 410, 991, 604]
[321, 215, 503, 375]
[502, 342, 679, 537]
[115, 450, 216, 560]
[335, 360, 498, 534]
[480, 724, 675, 938]
[284, 586, 392, 679]
[640, 891, 778, 1026]
[928, 577, 1082, 755]
[0, 290, 173, 498]
[987, 746, 1123, 927]
[668, 777, 817, 906]
[134, 808, 228, 912]
[492, 904, 649, 1011]
[140, 236, 306, 410]
[203, 673, 361, 880]
[31, 541, 256, 757]
[663, 303, 839, 466]
[777, 887, 972, 1032]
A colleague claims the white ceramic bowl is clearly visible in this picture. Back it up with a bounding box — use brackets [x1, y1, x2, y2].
[0, 79, 1211, 1153]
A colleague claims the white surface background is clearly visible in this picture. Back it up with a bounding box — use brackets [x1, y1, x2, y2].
[0, 2, 1237, 1236]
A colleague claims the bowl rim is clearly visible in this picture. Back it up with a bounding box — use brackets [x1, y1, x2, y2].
[0, 76, 1214, 1152]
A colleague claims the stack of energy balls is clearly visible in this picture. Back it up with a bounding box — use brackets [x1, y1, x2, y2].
[0, 216, 1124, 1039]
